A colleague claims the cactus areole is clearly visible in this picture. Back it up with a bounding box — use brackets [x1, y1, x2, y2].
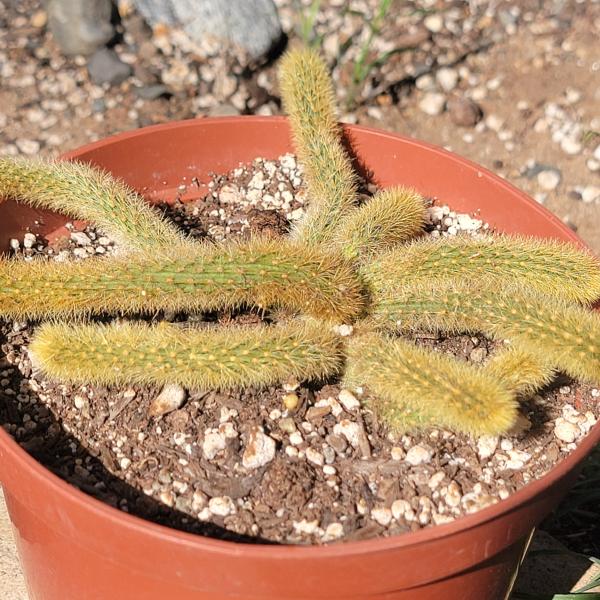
[0, 54, 599, 600]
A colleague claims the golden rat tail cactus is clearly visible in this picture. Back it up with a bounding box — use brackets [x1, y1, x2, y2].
[345, 332, 517, 435]
[366, 234, 600, 304]
[371, 280, 600, 384]
[279, 47, 359, 245]
[0, 237, 365, 322]
[333, 187, 427, 260]
[0, 157, 188, 252]
[31, 320, 344, 389]
[3, 44, 599, 440]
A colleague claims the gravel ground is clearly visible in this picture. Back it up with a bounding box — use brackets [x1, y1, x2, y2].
[1, 0, 599, 595]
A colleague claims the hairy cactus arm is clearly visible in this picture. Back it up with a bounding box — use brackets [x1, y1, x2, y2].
[0, 238, 366, 322]
[485, 346, 555, 395]
[30, 320, 344, 390]
[344, 332, 517, 436]
[0, 157, 188, 251]
[279, 47, 358, 245]
[371, 281, 600, 384]
[332, 187, 427, 260]
[364, 234, 600, 305]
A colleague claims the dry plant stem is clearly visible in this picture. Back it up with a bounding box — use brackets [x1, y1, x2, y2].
[372, 282, 600, 384]
[0, 238, 365, 322]
[0, 157, 188, 251]
[30, 321, 344, 389]
[333, 187, 427, 260]
[345, 332, 517, 435]
[279, 48, 358, 245]
[485, 346, 556, 394]
[366, 235, 600, 304]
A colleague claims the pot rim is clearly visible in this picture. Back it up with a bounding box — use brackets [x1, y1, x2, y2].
[1, 115, 598, 559]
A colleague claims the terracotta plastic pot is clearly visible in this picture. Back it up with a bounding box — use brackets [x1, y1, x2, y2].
[0, 117, 598, 600]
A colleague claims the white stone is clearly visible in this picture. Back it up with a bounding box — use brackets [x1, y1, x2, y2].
[436, 67, 458, 92]
[485, 114, 504, 132]
[322, 522, 344, 541]
[305, 447, 324, 466]
[323, 465, 336, 476]
[477, 436, 499, 460]
[554, 418, 580, 443]
[149, 383, 186, 416]
[293, 519, 319, 535]
[218, 184, 240, 204]
[371, 507, 393, 527]
[203, 429, 227, 460]
[218, 422, 238, 439]
[581, 185, 600, 204]
[338, 389, 360, 411]
[73, 395, 86, 410]
[23, 232, 37, 248]
[71, 231, 91, 245]
[418, 92, 446, 116]
[242, 426, 276, 469]
[289, 431, 303, 446]
[391, 446, 404, 461]
[428, 471, 446, 490]
[336, 324, 354, 337]
[391, 499, 411, 520]
[560, 137, 582, 155]
[119, 457, 131, 470]
[443, 481, 462, 507]
[333, 420, 362, 449]
[586, 158, 600, 172]
[415, 74, 435, 91]
[537, 169, 561, 190]
[405, 444, 433, 466]
[208, 496, 235, 517]
[424, 14, 443, 32]
[16, 139, 40, 155]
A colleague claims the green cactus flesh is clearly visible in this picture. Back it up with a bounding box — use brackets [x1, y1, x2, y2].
[30, 320, 344, 389]
[372, 281, 600, 384]
[0, 238, 365, 322]
[279, 48, 358, 245]
[0, 157, 188, 251]
[333, 187, 427, 260]
[345, 332, 517, 435]
[366, 235, 600, 304]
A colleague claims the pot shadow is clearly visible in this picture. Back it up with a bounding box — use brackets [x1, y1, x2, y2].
[0, 332, 276, 545]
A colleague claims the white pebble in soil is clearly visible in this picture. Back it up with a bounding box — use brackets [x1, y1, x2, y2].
[202, 429, 227, 460]
[208, 496, 236, 517]
[554, 418, 580, 443]
[338, 389, 360, 411]
[242, 426, 276, 469]
[418, 92, 446, 116]
[371, 507, 393, 527]
[537, 169, 561, 191]
[405, 444, 433, 466]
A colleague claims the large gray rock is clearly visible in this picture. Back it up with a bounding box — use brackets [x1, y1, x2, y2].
[46, 0, 114, 56]
[133, 0, 282, 60]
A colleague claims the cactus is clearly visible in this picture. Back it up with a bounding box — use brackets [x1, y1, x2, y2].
[0, 157, 187, 251]
[366, 235, 600, 305]
[485, 346, 555, 395]
[30, 320, 344, 389]
[279, 47, 359, 245]
[2, 45, 599, 440]
[332, 187, 427, 260]
[371, 280, 600, 384]
[345, 332, 517, 435]
[0, 237, 365, 322]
